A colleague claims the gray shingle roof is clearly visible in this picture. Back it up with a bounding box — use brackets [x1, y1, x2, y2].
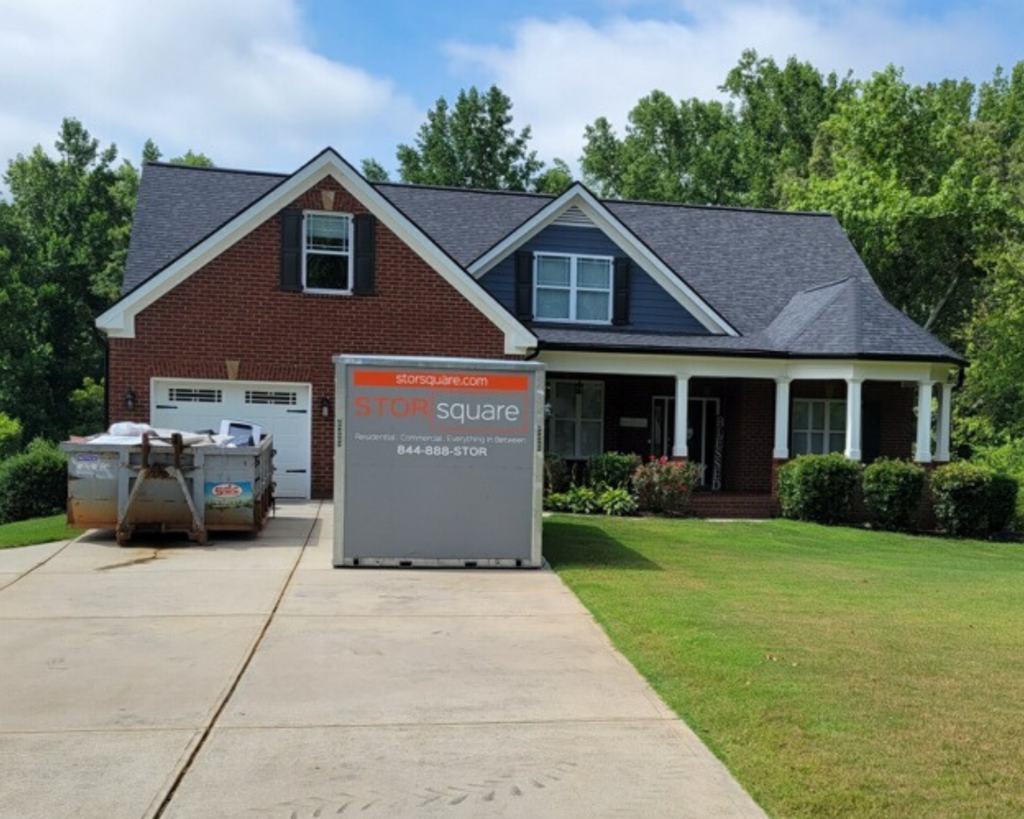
[122, 162, 285, 294]
[119, 161, 963, 364]
[376, 184, 550, 267]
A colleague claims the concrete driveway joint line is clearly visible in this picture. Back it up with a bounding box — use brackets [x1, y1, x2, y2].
[147, 501, 320, 819]
[0, 537, 75, 590]
[0, 501, 767, 819]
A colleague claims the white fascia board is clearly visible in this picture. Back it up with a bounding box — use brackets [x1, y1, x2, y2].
[97, 150, 536, 356]
[468, 184, 739, 337]
[539, 350, 940, 382]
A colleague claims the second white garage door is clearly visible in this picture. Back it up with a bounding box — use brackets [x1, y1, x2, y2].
[150, 379, 312, 499]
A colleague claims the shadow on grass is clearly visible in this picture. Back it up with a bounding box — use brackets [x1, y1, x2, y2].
[544, 519, 662, 570]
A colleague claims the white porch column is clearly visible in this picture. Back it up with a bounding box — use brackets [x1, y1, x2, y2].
[844, 378, 863, 461]
[773, 377, 790, 459]
[915, 381, 934, 463]
[673, 374, 690, 459]
[935, 382, 952, 462]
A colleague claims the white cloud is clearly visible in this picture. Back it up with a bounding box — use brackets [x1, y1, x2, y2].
[0, 0, 420, 183]
[446, 1, 1014, 169]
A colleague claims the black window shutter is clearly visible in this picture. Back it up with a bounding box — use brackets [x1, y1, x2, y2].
[514, 251, 534, 321]
[613, 257, 631, 325]
[279, 209, 302, 292]
[353, 214, 376, 295]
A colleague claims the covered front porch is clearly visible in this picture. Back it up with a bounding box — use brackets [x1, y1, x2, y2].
[539, 351, 957, 518]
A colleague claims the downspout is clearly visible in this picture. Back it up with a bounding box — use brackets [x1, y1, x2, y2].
[103, 335, 110, 431]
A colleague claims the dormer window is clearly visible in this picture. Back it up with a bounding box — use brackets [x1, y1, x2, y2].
[534, 253, 613, 323]
[304, 212, 352, 293]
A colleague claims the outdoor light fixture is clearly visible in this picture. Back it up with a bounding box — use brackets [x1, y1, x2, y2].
[125, 388, 136, 412]
[321, 396, 331, 418]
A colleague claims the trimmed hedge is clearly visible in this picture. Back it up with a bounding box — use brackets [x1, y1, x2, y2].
[929, 463, 993, 537]
[861, 459, 925, 531]
[587, 451, 642, 490]
[0, 439, 67, 524]
[988, 473, 1020, 533]
[778, 453, 861, 525]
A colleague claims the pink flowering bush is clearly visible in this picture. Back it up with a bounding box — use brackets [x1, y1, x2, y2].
[632, 456, 705, 516]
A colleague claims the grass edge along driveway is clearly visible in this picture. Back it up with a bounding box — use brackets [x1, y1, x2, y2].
[544, 515, 1024, 819]
[0, 514, 81, 549]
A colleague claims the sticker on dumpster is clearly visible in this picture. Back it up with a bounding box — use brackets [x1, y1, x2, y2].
[205, 482, 253, 509]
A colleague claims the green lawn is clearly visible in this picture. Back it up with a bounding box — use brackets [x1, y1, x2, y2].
[545, 515, 1024, 819]
[0, 514, 82, 549]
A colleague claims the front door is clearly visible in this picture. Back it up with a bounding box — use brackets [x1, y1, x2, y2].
[651, 397, 721, 487]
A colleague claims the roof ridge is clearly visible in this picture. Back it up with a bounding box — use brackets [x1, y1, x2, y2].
[801, 276, 852, 294]
[773, 278, 853, 348]
[143, 161, 287, 179]
[603, 197, 834, 218]
[374, 181, 554, 200]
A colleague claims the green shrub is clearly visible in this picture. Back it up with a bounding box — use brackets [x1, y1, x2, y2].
[545, 485, 601, 514]
[597, 487, 638, 516]
[861, 459, 925, 531]
[544, 491, 569, 512]
[0, 413, 22, 461]
[587, 451, 642, 490]
[777, 453, 861, 525]
[987, 473, 1019, 533]
[929, 462, 992, 537]
[632, 456, 704, 516]
[973, 439, 1024, 529]
[0, 439, 67, 524]
[544, 454, 572, 496]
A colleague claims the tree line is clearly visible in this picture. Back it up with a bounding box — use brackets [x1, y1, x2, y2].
[1, 49, 1022, 462]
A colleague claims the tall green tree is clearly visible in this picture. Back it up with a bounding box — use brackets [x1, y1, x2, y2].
[580, 50, 853, 207]
[581, 92, 742, 203]
[0, 118, 135, 439]
[392, 86, 544, 191]
[724, 50, 854, 208]
[788, 66, 1019, 342]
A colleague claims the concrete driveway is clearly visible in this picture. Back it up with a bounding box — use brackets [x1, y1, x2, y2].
[0, 502, 767, 819]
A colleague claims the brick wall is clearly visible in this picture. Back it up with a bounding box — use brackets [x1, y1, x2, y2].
[109, 176, 509, 497]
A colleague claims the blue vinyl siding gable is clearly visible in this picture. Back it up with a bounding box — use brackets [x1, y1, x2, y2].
[479, 224, 709, 334]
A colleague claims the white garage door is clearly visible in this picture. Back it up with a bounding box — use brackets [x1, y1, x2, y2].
[151, 379, 312, 499]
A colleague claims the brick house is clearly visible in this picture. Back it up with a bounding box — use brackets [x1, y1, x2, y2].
[98, 149, 962, 515]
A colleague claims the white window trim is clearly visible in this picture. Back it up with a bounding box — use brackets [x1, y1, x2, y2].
[547, 378, 605, 459]
[303, 210, 354, 295]
[791, 398, 846, 456]
[533, 252, 614, 324]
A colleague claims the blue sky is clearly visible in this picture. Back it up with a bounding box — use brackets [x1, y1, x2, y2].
[1, 0, 1023, 186]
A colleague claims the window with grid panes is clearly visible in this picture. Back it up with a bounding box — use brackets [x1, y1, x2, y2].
[791, 399, 846, 455]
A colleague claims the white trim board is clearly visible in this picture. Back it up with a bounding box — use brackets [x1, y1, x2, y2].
[469, 183, 739, 337]
[539, 350, 956, 384]
[98, 149, 537, 356]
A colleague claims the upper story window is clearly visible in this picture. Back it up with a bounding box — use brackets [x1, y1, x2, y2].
[304, 212, 352, 293]
[534, 253, 613, 323]
[792, 399, 846, 456]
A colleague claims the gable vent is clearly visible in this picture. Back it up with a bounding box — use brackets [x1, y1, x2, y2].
[168, 387, 222, 403]
[245, 389, 298, 406]
[554, 206, 594, 228]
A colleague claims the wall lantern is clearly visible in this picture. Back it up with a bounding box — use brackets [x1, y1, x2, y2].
[321, 396, 331, 418]
[125, 388, 136, 412]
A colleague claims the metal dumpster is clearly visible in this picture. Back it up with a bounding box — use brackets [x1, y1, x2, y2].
[62, 431, 274, 544]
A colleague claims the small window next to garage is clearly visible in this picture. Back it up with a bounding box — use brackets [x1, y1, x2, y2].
[245, 389, 298, 406]
[168, 387, 223, 403]
[304, 212, 352, 293]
